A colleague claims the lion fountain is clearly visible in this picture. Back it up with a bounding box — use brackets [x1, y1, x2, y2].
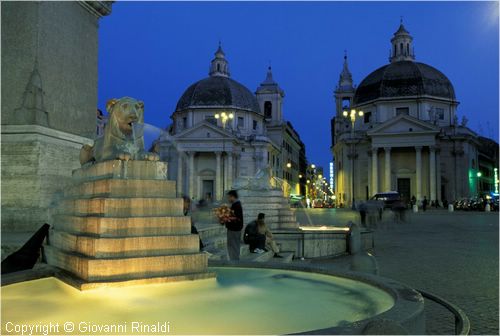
[80, 96, 159, 164]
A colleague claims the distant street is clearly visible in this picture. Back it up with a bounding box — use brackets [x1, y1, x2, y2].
[295, 208, 499, 335]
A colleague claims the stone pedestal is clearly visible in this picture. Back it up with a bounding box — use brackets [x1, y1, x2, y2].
[237, 189, 299, 230]
[45, 160, 214, 290]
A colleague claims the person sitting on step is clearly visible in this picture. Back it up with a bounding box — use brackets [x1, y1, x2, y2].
[243, 213, 267, 254]
[256, 214, 282, 258]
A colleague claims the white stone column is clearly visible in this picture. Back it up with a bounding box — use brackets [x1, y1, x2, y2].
[372, 147, 379, 194]
[188, 151, 195, 199]
[215, 152, 222, 201]
[415, 146, 422, 201]
[429, 146, 436, 202]
[177, 151, 183, 196]
[227, 153, 233, 190]
[367, 150, 372, 197]
[384, 147, 391, 191]
[436, 148, 442, 203]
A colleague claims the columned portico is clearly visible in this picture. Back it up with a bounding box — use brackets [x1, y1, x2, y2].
[188, 151, 195, 198]
[436, 148, 442, 203]
[415, 146, 422, 201]
[215, 152, 222, 200]
[384, 147, 391, 191]
[372, 147, 379, 193]
[429, 146, 437, 202]
[177, 151, 184, 196]
[226, 153, 233, 190]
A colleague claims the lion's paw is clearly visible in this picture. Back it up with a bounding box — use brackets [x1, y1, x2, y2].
[117, 152, 132, 161]
[145, 153, 160, 161]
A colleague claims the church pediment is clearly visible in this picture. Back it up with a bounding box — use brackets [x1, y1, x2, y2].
[175, 121, 234, 140]
[368, 115, 439, 136]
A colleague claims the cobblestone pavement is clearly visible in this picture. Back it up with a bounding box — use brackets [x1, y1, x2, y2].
[294, 208, 499, 335]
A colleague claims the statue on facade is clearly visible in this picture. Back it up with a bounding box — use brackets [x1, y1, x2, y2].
[233, 165, 276, 190]
[80, 97, 159, 165]
[461, 115, 468, 127]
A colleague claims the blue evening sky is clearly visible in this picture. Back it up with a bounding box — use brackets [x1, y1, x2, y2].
[98, 1, 499, 171]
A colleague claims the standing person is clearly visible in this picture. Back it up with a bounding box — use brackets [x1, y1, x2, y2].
[410, 195, 416, 208]
[306, 197, 311, 209]
[358, 202, 367, 227]
[422, 196, 428, 212]
[225, 190, 243, 261]
[183, 196, 205, 251]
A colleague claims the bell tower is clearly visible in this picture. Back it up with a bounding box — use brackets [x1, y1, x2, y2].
[389, 19, 415, 63]
[334, 51, 355, 116]
[256, 66, 285, 122]
[209, 42, 230, 77]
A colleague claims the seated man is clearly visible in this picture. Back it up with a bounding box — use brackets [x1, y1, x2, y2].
[256, 214, 282, 258]
[243, 213, 267, 253]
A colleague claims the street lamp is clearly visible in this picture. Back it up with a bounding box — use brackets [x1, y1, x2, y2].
[286, 162, 292, 168]
[214, 111, 234, 129]
[343, 108, 363, 209]
[311, 164, 316, 169]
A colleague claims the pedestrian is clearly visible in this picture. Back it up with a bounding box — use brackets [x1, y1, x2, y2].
[183, 196, 205, 251]
[422, 196, 428, 212]
[225, 190, 244, 261]
[443, 199, 448, 209]
[411, 195, 416, 208]
[243, 213, 266, 253]
[358, 202, 367, 227]
[306, 197, 311, 208]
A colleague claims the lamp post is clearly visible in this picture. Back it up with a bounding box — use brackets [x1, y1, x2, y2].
[214, 111, 234, 196]
[214, 111, 234, 129]
[343, 108, 364, 209]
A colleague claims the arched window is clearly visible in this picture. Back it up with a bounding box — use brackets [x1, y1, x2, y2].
[264, 101, 272, 119]
[217, 64, 220, 72]
[400, 43, 403, 54]
[406, 43, 410, 55]
[393, 44, 396, 56]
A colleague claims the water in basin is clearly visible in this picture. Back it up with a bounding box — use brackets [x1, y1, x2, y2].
[2, 267, 394, 334]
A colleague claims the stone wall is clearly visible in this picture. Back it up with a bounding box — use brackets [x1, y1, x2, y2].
[1, 125, 91, 234]
[1, 1, 111, 138]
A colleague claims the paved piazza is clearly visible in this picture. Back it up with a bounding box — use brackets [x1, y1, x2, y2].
[294, 208, 499, 334]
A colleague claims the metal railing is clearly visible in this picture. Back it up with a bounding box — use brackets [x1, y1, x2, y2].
[417, 289, 471, 335]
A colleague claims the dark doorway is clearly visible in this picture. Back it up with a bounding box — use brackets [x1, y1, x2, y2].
[202, 180, 214, 202]
[397, 178, 411, 204]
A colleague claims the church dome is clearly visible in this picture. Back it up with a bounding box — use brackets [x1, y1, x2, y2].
[175, 44, 261, 114]
[175, 76, 261, 113]
[354, 61, 456, 105]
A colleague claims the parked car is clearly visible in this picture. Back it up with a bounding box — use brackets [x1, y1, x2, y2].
[312, 199, 324, 208]
[370, 191, 401, 209]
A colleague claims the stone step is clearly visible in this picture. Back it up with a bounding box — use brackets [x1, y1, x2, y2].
[278, 209, 296, 216]
[242, 204, 288, 211]
[278, 215, 297, 222]
[274, 251, 294, 263]
[52, 215, 191, 237]
[65, 179, 176, 199]
[45, 246, 209, 282]
[202, 236, 227, 251]
[50, 231, 199, 258]
[239, 196, 290, 204]
[242, 250, 274, 262]
[197, 225, 226, 240]
[58, 197, 184, 217]
[59, 270, 216, 290]
[72, 160, 168, 182]
[237, 189, 284, 197]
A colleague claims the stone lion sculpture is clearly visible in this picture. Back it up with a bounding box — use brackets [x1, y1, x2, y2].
[79, 97, 159, 165]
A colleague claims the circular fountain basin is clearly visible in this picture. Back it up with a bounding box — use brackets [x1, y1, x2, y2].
[1, 266, 422, 335]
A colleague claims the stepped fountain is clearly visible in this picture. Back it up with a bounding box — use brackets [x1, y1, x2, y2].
[45, 97, 214, 289]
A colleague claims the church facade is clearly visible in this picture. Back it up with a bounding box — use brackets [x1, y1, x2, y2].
[331, 22, 497, 207]
[158, 45, 305, 201]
